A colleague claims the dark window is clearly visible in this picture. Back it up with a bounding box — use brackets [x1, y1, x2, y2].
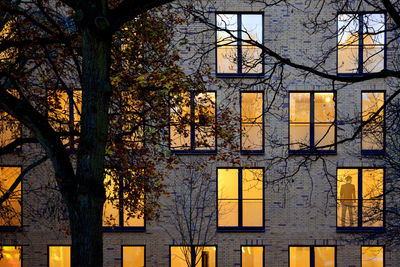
[122, 246, 145, 267]
[289, 246, 335, 267]
[241, 92, 264, 153]
[362, 246, 384, 267]
[0, 166, 21, 228]
[217, 168, 263, 230]
[170, 246, 216, 267]
[337, 168, 384, 231]
[216, 13, 263, 76]
[338, 13, 385, 74]
[241, 246, 264, 267]
[289, 92, 336, 153]
[362, 92, 385, 154]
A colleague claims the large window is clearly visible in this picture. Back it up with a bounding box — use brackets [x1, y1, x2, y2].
[241, 246, 263, 267]
[0, 246, 21, 267]
[170, 92, 216, 153]
[362, 246, 384, 267]
[103, 170, 144, 230]
[216, 13, 263, 76]
[122, 246, 145, 267]
[241, 92, 263, 153]
[170, 246, 216, 267]
[49, 246, 71, 267]
[217, 168, 263, 230]
[338, 13, 385, 74]
[362, 92, 385, 154]
[337, 168, 384, 230]
[289, 92, 336, 153]
[0, 166, 21, 228]
[289, 246, 335, 267]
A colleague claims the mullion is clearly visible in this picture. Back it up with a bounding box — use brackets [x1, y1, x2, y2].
[310, 247, 315, 267]
[238, 169, 243, 227]
[238, 14, 243, 74]
[190, 92, 195, 151]
[310, 93, 315, 149]
[358, 168, 362, 227]
[119, 175, 124, 227]
[359, 14, 364, 74]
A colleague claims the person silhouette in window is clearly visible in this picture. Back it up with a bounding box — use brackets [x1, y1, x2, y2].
[340, 175, 356, 226]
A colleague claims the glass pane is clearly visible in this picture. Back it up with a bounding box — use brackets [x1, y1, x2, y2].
[217, 14, 238, 74]
[218, 200, 238, 227]
[242, 46, 262, 74]
[362, 169, 384, 199]
[290, 93, 310, 122]
[217, 14, 237, 44]
[337, 169, 358, 227]
[242, 246, 263, 267]
[170, 93, 191, 149]
[195, 93, 215, 150]
[315, 247, 335, 267]
[362, 247, 383, 267]
[123, 246, 145, 267]
[338, 14, 359, 45]
[218, 169, 239, 199]
[242, 15, 262, 43]
[242, 124, 263, 151]
[0, 112, 20, 147]
[170, 125, 191, 150]
[362, 93, 384, 121]
[49, 246, 70, 267]
[314, 93, 335, 123]
[289, 124, 310, 150]
[338, 46, 359, 73]
[195, 126, 215, 150]
[362, 92, 384, 150]
[362, 200, 383, 227]
[72, 90, 82, 127]
[242, 169, 263, 199]
[195, 246, 216, 267]
[103, 170, 119, 227]
[49, 91, 70, 126]
[171, 246, 191, 267]
[0, 246, 21, 267]
[314, 124, 335, 150]
[289, 247, 310, 267]
[0, 167, 21, 226]
[242, 200, 263, 227]
[217, 45, 238, 73]
[363, 14, 385, 45]
[363, 47, 384, 73]
[124, 206, 144, 227]
[242, 93, 263, 122]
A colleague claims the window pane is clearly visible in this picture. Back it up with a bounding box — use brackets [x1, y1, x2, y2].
[289, 247, 310, 267]
[123, 246, 145, 267]
[171, 246, 191, 267]
[242, 15, 262, 43]
[362, 92, 384, 150]
[217, 45, 238, 73]
[195, 246, 216, 267]
[218, 200, 238, 227]
[0, 167, 21, 226]
[0, 246, 21, 267]
[0, 112, 20, 147]
[49, 246, 70, 267]
[103, 170, 119, 227]
[195, 92, 215, 150]
[314, 124, 335, 150]
[170, 93, 191, 150]
[362, 169, 384, 227]
[218, 169, 239, 199]
[362, 247, 383, 267]
[242, 124, 263, 150]
[171, 246, 216, 267]
[242, 246, 263, 267]
[338, 14, 359, 45]
[337, 169, 358, 227]
[363, 14, 385, 45]
[314, 93, 335, 123]
[123, 203, 145, 227]
[314, 247, 335, 267]
[242, 46, 262, 74]
[290, 93, 310, 122]
[338, 46, 359, 73]
[289, 124, 310, 150]
[242, 200, 263, 227]
[217, 14, 238, 74]
[363, 47, 384, 73]
[242, 169, 263, 199]
[217, 14, 237, 44]
[242, 93, 263, 123]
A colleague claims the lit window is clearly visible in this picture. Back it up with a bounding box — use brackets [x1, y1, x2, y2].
[241, 92, 263, 153]
[49, 246, 70, 267]
[0, 166, 21, 227]
[0, 112, 20, 148]
[217, 168, 263, 230]
[338, 13, 385, 74]
[289, 246, 335, 267]
[241, 246, 263, 267]
[170, 92, 216, 152]
[102, 170, 144, 229]
[362, 92, 384, 154]
[289, 92, 335, 153]
[0, 246, 21, 267]
[337, 168, 384, 229]
[0, 19, 18, 63]
[170, 246, 216, 267]
[362, 246, 384, 267]
[216, 13, 263, 75]
[122, 246, 145, 267]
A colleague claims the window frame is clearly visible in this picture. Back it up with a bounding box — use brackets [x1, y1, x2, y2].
[336, 167, 385, 232]
[288, 91, 337, 155]
[169, 91, 217, 155]
[361, 245, 385, 267]
[216, 167, 265, 232]
[215, 12, 265, 78]
[361, 90, 386, 156]
[0, 165, 22, 231]
[0, 245, 22, 266]
[288, 245, 337, 267]
[47, 245, 71, 267]
[337, 12, 387, 76]
[240, 245, 264, 267]
[121, 245, 146, 267]
[240, 91, 264, 154]
[169, 245, 218, 267]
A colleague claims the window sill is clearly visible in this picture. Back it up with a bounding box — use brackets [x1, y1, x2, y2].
[0, 226, 22, 232]
[171, 150, 217, 155]
[361, 150, 385, 156]
[289, 150, 337, 156]
[103, 226, 145, 232]
[216, 73, 264, 79]
[241, 150, 264, 155]
[336, 227, 385, 233]
[217, 227, 264, 232]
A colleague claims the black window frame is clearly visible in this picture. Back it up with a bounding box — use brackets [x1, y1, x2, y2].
[361, 245, 385, 267]
[215, 12, 264, 78]
[241, 245, 264, 267]
[336, 167, 385, 233]
[121, 245, 146, 267]
[240, 91, 264, 155]
[288, 91, 337, 155]
[0, 165, 22, 231]
[288, 245, 337, 267]
[47, 245, 71, 267]
[216, 167, 265, 232]
[337, 12, 387, 76]
[169, 245, 218, 267]
[169, 91, 217, 155]
[361, 90, 386, 156]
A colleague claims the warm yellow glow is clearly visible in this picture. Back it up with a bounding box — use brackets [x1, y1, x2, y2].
[122, 246, 145, 267]
[337, 169, 358, 227]
[0, 246, 20, 267]
[290, 247, 310, 267]
[362, 92, 384, 150]
[49, 246, 70, 267]
[171, 246, 216, 267]
[242, 246, 263, 267]
[362, 169, 384, 227]
[218, 169, 239, 227]
[0, 167, 21, 226]
[314, 247, 335, 267]
[242, 169, 263, 227]
[241, 92, 263, 151]
[362, 247, 383, 267]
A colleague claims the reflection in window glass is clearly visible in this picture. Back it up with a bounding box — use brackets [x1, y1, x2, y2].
[289, 247, 310, 267]
[0, 167, 21, 227]
[242, 246, 263, 267]
[49, 246, 70, 267]
[0, 112, 20, 148]
[0, 246, 21, 267]
[290, 246, 335, 267]
[362, 246, 383, 267]
[362, 92, 384, 151]
[123, 246, 145, 267]
[241, 92, 263, 152]
[171, 246, 216, 267]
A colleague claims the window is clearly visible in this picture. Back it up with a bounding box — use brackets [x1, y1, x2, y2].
[0, 246, 21, 266]
[170, 92, 216, 153]
[337, 168, 384, 230]
[0, 166, 21, 228]
[338, 13, 385, 74]
[170, 246, 216, 267]
[289, 92, 336, 153]
[103, 170, 144, 230]
[289, 246, 335, 267]
[0, 112, 20, 148]
[49, 246, 70, 267]
[241, 246, 264, 267]
[122, 246, 145, 267]
[216, 13, 263, 76]
[217, 168, 263, 230]
[362, 246, 384, 267]
[241, 92, 263, 153]
[362, 92, 385, 154]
